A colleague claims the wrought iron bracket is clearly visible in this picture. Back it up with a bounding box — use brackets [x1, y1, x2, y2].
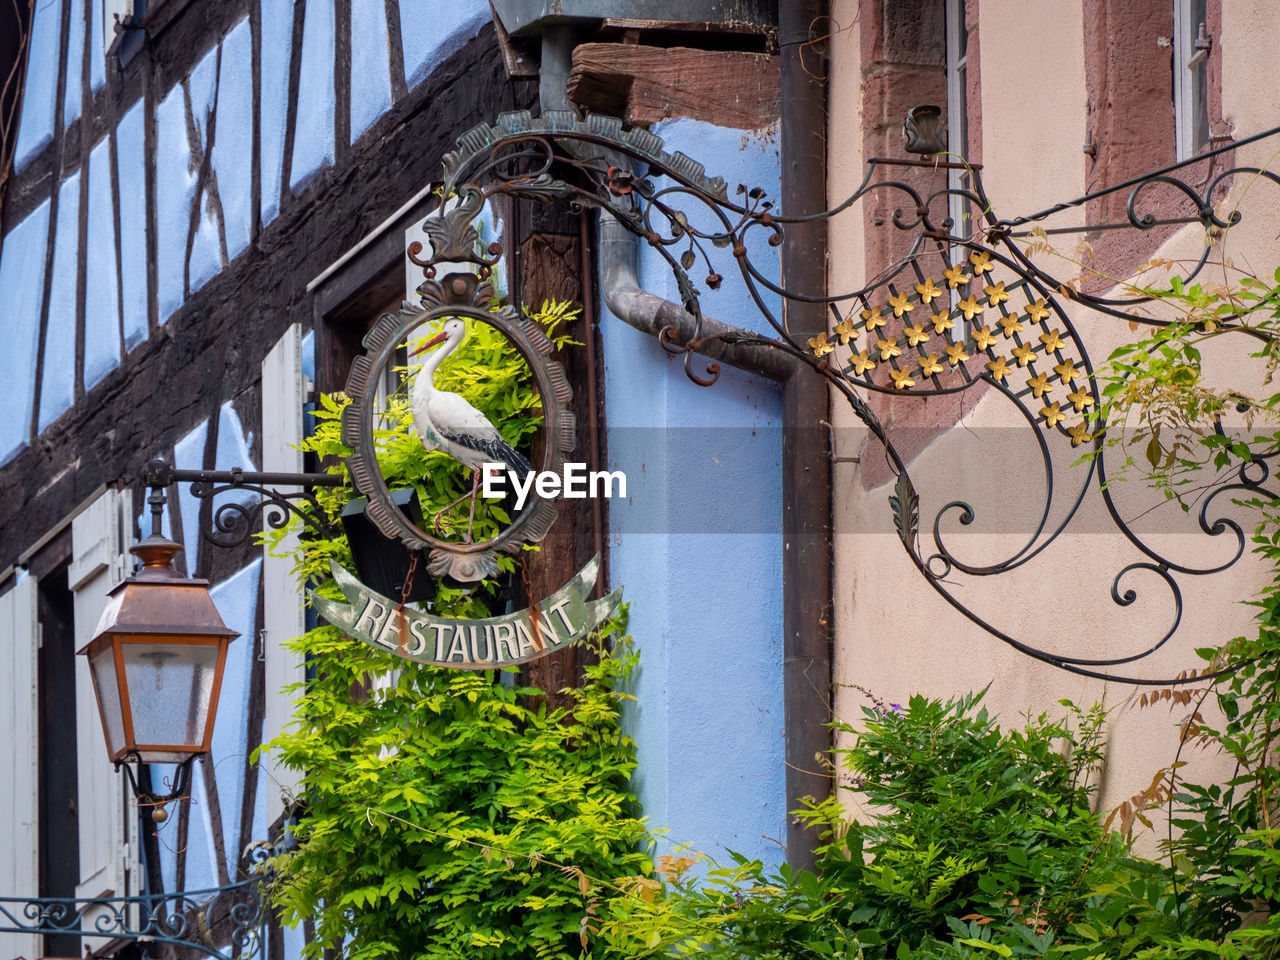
[417, 109, 1280, 687]
[142, 457, 343, 548]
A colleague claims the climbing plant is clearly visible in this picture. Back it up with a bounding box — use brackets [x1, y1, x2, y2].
[259, 301, 661, 960]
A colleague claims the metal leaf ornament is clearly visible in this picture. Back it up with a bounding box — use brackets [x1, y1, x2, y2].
[890, 473, 919, 549]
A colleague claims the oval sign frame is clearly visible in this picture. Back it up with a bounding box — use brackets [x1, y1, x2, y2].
[341, 273, 576, 582]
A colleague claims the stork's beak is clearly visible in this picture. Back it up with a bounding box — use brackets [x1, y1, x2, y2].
[408, 330, 449, 356]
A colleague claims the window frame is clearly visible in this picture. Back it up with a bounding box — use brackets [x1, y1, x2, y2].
[1173, 0, 1209, 161]
[945, 0, 970, 245]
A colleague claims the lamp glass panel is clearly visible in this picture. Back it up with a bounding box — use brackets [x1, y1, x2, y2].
[89, 644, 125, 756]
[121, 640, 220, 747]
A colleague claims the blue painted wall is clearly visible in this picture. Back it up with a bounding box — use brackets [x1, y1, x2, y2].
[260, 0, 293, 224]
[0, 201, 50, 464]
[62, 0, 85, 129]
[216, 20, 255, 262]
[3, 0, 791, 907]
[39, 171, 81, 432]
[290, 0, 335, 192]
[350, 0, 393, 143]
[117, 101, 149, 349]
[397, 1, 487, 89]
[85, 134, 122, 391]
[13, 0, 61, 170]
[603, 119, 786, 868]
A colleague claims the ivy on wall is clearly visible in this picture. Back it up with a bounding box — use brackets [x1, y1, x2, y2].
[260, 302, 659, 959]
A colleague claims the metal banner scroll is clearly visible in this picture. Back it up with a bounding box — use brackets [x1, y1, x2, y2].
[311, 554, 621, 669]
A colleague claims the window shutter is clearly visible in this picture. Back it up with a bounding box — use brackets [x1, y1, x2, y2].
[0, 576, 40, 960]
[70, 489, 136, 951]
[261, 325, 306, 827]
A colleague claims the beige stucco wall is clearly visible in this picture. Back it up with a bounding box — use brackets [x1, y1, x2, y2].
[828, 0, 1280, 849]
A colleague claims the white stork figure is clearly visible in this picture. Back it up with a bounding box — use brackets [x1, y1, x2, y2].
[408, 318, 532, 541]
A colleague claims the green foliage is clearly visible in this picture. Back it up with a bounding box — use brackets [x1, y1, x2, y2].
[260, 301, 660, 959]
[600, 692, 1201, 960]
[1082, 267, 1280, 958]
[266, 621, 654, 960]
[1092, 266, 1280, 502]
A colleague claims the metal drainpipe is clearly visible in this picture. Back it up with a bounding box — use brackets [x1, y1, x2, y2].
[539, 27, 794, 383]
[597, 216, 794, 382]
[780, 0, 832, 872]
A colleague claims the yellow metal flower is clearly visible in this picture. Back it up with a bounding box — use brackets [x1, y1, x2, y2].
[902, 322, 930, 347]
[918, 353, 944, 377]
[861, 305, 887, 331]
[1066, 386, 1095, 412]
[1053, 358, 1081, 384]
[930, 310, 955, 334]
[945, 342, 970, 366]
[890, 367, 916, 390]
[809, 332, 833, 357]
[997, 313, 1025, 337]
[1025, 298, 1050, 323]
[1040, 401, 1067, 427]
[986, 356, 1011, 382]
[1028, 372, 1052, 398]
[877, 337, 903, 360]
[915, 277, 942, 305]
[972, 325, 998, 351]
[984, 281, 1010, 306]
[1068, 420, 1092, 446]
[1039, 328, 1066, 353]
[850, 349, 877, 375]
[957, 295, 984, 321]
[888, 291, 914, 317]
[969, 250, 994, 275]
[943, 264, 970, 288]
[1012, 342, 1037, 367]
[834, 316, 857, 345]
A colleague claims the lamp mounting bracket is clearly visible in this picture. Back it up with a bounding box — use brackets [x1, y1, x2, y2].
[141, 457, 344, 548]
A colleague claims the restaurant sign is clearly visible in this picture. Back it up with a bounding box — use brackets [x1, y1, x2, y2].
[311, 554, 620, 669]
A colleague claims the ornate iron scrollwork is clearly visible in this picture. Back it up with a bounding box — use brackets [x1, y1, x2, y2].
[422, 111, 1280, 686]
[0, 870, 268, 960]
[142, 458, 343, 549]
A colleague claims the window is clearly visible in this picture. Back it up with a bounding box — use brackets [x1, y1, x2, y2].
[1173, 0, 1209, 160]
[945, 0, 970, 243]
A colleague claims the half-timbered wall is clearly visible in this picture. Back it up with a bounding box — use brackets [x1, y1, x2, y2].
[0, 0, 525, 954]
[0, 0, 511, 564]
[1, 0, 797, 951]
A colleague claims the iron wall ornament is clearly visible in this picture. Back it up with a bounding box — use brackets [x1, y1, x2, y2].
[414, 109, 1280, 687]
[341, 271, 576, 583]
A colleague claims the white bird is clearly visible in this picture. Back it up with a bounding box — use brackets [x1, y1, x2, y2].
[408, 318, 532, 541]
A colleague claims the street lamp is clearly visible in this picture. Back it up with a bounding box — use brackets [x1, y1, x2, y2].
[77, 482, 238, 821]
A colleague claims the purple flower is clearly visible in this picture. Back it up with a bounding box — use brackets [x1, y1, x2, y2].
[889, 703, 904, 714]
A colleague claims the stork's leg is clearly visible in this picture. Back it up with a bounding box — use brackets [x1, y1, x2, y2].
[464, 469, 481, 544]
[433, 474, 479, 538]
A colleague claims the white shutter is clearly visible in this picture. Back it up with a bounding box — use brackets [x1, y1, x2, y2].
[71, 489, 135, 952]
[0, 576, 40, 960]
[261, 325, 306, 827]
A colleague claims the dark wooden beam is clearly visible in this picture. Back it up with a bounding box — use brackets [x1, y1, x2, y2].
[568, 43, 778, 129]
